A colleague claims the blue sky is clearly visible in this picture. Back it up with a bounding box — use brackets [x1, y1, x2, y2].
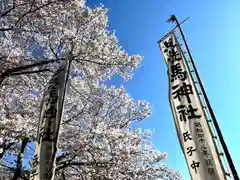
[86, 0, 240, 179]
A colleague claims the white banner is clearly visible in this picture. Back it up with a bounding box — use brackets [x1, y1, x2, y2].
[159, 32, 226, 180]
[30, 60, 69, 180]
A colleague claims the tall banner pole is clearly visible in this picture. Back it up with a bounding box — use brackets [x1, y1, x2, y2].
[167, 15, 239, 180]
[30, 55, 71, 180]
[160, 31, 226, 180]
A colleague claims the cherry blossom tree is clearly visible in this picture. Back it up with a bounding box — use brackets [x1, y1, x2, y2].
[0, 0, 139, 85]
[0, 0, 183, 179]
[0, 0, 141, 144]
[1, 84, 182, 180]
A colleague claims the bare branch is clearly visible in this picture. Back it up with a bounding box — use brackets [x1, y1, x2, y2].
[0, 141, 15, 159]
[11, 69, 53, 76]
[11, 137, 29, 180]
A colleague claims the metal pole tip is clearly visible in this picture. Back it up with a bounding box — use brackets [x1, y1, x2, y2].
[167, 14, 177, 23]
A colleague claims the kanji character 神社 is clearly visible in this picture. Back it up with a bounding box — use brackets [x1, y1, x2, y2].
[172, 82, 193, 103]
[177, 104, 201, 123]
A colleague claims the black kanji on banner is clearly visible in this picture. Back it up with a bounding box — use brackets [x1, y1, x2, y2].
[32, 154, 39, 168]
[42, 131, 54, 142]
[183, 131, 193, 142]
[187, 105, 201, 119]
[191, 160, 200, 173]
[187, 146, 196, 156]
[195, 122, 201, 128]
[170, 63, 187, 82]
[177, 105, 188, 123]
[203, 145, 210, 157]
[194, 122, 205, 143]
[162, 38, 182, 63]
[44, 107, 57, 120]
[168, 48, 182, 63]
[163, 38, 175, 50]
[172, 82, 193, 103]
[177, 104, 201, 123]
[208, 167, 215, 174]
[197, 133, 205, 143]
[196, 128, 203, 133]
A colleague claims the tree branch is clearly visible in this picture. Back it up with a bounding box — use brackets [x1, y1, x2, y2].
[0, 59, 63, 85]
[0, 0, 60, 32]
[0, 1, 28, 18]
[73, 57, 122, 66]
[11, 136, 29, 180]
[0, 141, 15, 159]
[11, 69, 53, 76]
[62, 170, 66, 180]
[56, 161, 112, 171]
[56, 152, 70, 163]
[0, 27, 12, 31]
